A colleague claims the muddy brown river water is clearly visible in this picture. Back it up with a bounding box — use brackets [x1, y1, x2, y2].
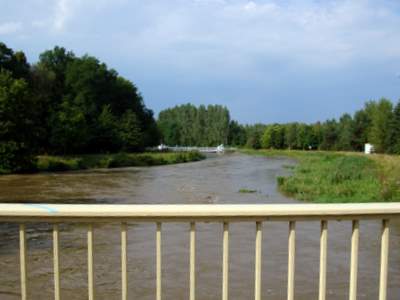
[0, 153, 399, 299]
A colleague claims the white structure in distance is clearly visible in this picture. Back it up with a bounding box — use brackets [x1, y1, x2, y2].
[364, 143, 375, 154]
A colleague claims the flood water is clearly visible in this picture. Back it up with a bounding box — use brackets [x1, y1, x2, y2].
[0, 153, 399, 299]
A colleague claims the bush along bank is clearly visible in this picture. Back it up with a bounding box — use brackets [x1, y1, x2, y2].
[242, 149, 400, 203]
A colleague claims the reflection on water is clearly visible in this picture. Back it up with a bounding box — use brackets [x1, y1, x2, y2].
[0, 153, 399, 299]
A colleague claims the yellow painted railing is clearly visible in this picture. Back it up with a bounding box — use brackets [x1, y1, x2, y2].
[1, 202, 400, 300]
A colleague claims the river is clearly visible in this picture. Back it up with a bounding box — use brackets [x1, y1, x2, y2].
[0, 153, 399, 299]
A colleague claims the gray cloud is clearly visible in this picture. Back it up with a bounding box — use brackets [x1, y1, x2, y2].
[1, 0, 400, 122]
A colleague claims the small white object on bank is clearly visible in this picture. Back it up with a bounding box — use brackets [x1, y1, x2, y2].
[364, 143, 374, 154]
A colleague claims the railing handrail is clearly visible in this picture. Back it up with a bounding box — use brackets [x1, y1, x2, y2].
[1, 203, 400, 221]
[1, 202, 398, 300]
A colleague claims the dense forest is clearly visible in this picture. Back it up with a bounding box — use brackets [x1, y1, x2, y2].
[0, 42, 159, 172]
[158, 104, 230, 146]
[234, 98, 400, 154]
[159, 98, 400, 154]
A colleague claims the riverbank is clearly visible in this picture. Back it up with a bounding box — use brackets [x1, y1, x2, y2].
[242, 149, 400, 203]
[1, 151, 205, 174]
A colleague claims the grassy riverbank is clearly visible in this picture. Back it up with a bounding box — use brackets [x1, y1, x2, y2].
[28, 151, 204, 173]
[242, 149, 400, 203]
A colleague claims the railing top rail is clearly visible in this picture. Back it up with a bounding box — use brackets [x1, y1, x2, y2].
[0, 203, 400, 222]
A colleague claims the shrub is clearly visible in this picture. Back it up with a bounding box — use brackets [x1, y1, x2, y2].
[0, 141, 37, 173]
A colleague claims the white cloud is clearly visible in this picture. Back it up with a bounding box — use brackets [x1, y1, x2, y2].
[2, 0, 400, 72]
[244, 1, 257, 11]
[115, 0, 400, 71]
[50, 0, 116, 31]
[0, 21, 22, 35]
[53, 0, 74, 31]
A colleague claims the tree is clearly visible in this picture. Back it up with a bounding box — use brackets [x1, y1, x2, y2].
[0, 42, 30, 79]
[157, 104, 230, 146]
[352, 109, 370, 151]
[50, 99, 89, 154]
[389, 100, 400, 154]
[119, 110, 143, 152]
[228, 120, 246, 146]
[320, 119, 338, 150]
[245, 124, 265, 149]
[368, 98, 393, 153]
[337, 114, 354, 151]
[285, 123, 298, 150]
[94, 105, 120, 152]
[261, 124, 285, 149]
[0, 70, 36, 172]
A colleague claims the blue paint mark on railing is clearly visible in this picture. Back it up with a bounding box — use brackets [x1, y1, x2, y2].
[24, 204, 58, 214]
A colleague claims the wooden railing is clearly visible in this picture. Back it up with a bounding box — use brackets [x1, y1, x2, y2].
[0, 203, 400, 300]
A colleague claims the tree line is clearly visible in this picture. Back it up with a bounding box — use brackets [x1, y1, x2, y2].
[158, 104, 230, 146]
[2, 42, 400, 173]
[229, 98, 400, 154]
[159, 98, 400, 155]
[0, 42, 159, 172]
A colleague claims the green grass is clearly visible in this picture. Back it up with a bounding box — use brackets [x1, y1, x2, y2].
[242, 149, 400, 203]
[36, 151, 205, 172]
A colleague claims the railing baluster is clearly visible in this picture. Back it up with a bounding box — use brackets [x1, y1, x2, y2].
[121, 222, 128, 300]
[53, 224, 60, 300]
[287, 221, 296, 300]
[349, 220, 359, 300]
[156, 222, 162, 300]
[319, 220, 328, 300]
[19, 224, 27, 300]
[222, 222, 229, 300]
[88, 224, 94, 300]
[190, 222, 196, 300]
[254, 222, 262, 300]
[379, 219, 390, 300]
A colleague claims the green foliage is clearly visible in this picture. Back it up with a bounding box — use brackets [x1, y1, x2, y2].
[228, 120, 246, 146]
[229, 98, 400, 155]
[37, 151, 205, 172]
[0, 42, 30, 79]
[352, 109, 370, 151]
[389, 101, 400, 154]
[0, 43, 160, 173]
[0, 141, 37, 173]
[158, 104, 230, 146]
[50, 99, 89, 154]
[246, 150, 388, 202]
[336, 114, 354, 151]
[244, 124, 265, 149]
[368, 99, 393, 153]
[0, 70, 37, 172]
[261, 124, 285, 149]
[285, 123, 298, 150]
[118, 110, 143, 152]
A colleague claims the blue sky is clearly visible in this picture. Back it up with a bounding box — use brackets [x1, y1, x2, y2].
[1, 0, 400, 124]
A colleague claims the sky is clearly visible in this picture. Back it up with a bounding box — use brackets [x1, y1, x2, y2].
[1, 0, 400, 124]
